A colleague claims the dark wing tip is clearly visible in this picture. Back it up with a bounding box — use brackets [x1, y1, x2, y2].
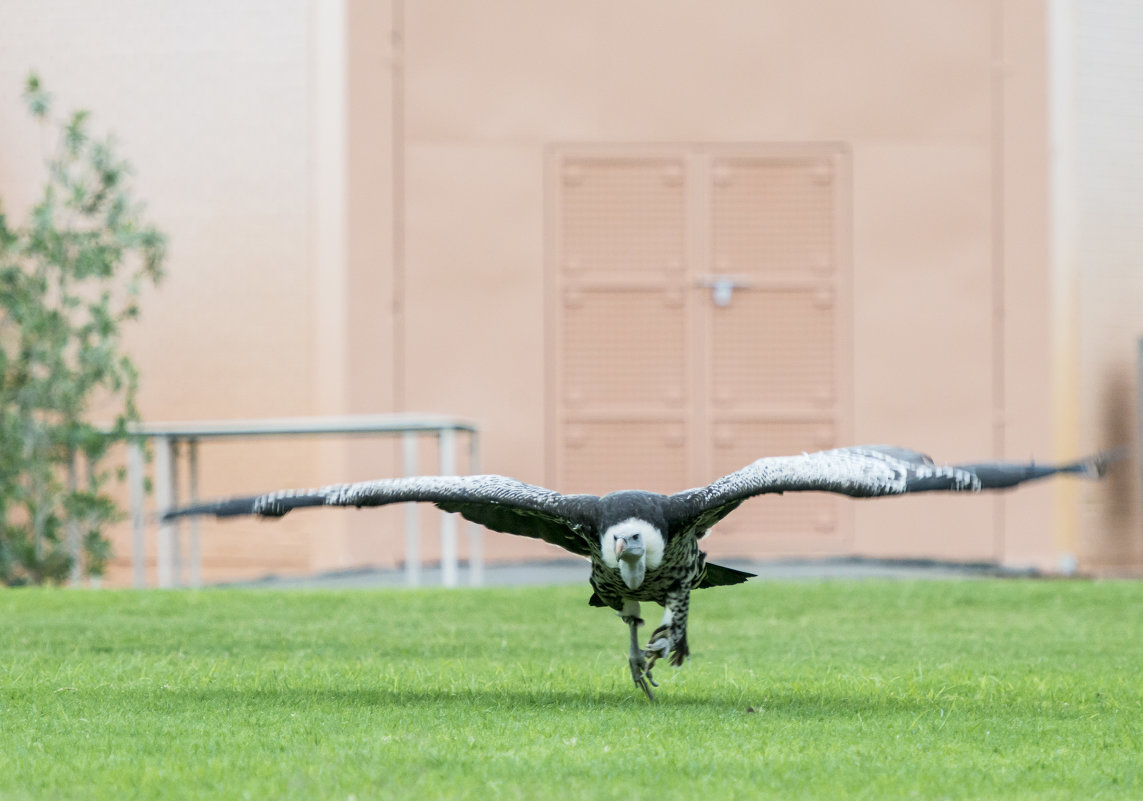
[1081, 447, 1130, 479]
[161, 497, 257, 521]
[161, 495, 294, 522]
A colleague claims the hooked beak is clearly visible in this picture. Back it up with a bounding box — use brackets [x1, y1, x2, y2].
[614, 536, 644, 564]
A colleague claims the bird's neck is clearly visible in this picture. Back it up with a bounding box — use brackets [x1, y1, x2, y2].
[619, 558, 645, 590]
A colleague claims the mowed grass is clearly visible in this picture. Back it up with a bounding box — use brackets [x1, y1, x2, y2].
[1, 580, 1142, 800]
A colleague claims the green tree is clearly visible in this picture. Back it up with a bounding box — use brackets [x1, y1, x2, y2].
[0, 75, 165, 585]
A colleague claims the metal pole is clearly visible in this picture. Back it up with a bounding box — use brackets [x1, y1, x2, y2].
[85, 452, 100, 588]
[468, 430, 483, 587]
[128, 440, 146, 588]
[170, 440, 183, 587]
[66, 448, 81, 586]
[403, 431, 420, 587]
[154, 436, 178, 589]
[187, 438, 202, 588]
[439, 428, 458, 588]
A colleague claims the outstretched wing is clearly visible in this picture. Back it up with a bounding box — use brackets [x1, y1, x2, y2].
[666, 445, 1120, 533]
[163, 474, 601, 558]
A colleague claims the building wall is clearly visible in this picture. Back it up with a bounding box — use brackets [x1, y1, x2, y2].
[0, 1, 1131, 584]
[399, 0, 1062, 568]
[1062, 0, 1143, 572]
[0, 0, 389, 583]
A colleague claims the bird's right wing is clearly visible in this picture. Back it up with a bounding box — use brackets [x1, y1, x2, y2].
[163, 474, 600, 558]
[665, 445, 1120, 534]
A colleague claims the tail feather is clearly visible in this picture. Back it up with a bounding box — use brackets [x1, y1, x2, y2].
[698, 561, 756, 589]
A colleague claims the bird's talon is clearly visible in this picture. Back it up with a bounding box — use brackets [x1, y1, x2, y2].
[633, 671, 656, 700]
[645, 637, 670, 661]
[629, 653, 659, 700]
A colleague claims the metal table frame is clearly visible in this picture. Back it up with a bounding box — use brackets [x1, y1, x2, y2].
[122, 414, 481, 589]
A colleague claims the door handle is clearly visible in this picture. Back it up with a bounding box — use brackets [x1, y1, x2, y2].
[695, 275, 752, 307]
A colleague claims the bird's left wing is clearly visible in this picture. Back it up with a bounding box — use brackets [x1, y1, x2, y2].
[665, 445, 1120, 533]
[163, 474, 600, 558]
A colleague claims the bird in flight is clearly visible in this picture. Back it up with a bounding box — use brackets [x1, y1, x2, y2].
[165, 444, 1118, 700]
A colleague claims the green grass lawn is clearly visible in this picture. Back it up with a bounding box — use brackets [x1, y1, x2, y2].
[1, 580, 1141, 800]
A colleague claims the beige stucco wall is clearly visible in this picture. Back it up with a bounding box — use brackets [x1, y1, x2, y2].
[1062, 0, 1143, 573]
[0, 1, 1135, 584]
[398, 0, 1063, 568]
[0, 0, 377, 582]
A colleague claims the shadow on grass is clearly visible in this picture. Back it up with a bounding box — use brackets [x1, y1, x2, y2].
[59, 681, 976, 718]
[174, 685, 717, 711]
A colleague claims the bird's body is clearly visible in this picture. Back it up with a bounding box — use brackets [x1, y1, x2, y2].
[165, 444, 1120, 699]
[587, 498, 702, 607]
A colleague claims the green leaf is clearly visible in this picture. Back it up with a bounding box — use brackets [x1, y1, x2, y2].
[23, 72, 50, 119]
[64, 109, 90, 154]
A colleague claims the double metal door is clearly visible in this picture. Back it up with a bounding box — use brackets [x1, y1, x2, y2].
[550, 146, 850, 556]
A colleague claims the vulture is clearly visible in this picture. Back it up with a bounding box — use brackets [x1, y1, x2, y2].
[164, 445, 1118, 699]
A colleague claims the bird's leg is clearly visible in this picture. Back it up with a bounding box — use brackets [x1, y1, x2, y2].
[643, 590, 691, 672]
[619, 600, 657, 700]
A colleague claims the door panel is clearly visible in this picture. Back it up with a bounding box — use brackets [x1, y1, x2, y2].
[559, 157, 686, 278]
[562, 288, 687, 410]
[554, 154, 691, 496]
[701, 151, 845, 554]
[562, 420, 688, 496]
[710, 156, 837, 276]
[708, 288, 836, 409]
